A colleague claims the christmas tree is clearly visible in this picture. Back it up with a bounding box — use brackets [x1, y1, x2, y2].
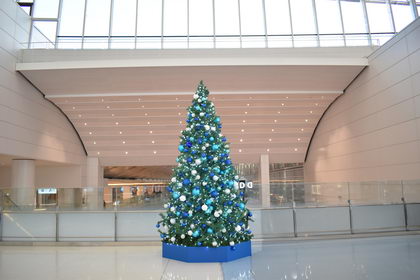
[157, 81, 253, 248]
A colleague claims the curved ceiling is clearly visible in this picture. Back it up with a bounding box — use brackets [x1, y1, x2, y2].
[17, 47, 372, 166]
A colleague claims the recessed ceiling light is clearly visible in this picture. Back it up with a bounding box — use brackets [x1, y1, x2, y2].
[145, 113, 148, 116]
[269, 138, 272, 142]
[97, 152, 100, 155]
[84, 122, 87, 126]
[177, 105, 180, 108]
[277, 111, 280, 114]
[89, 132, 92, 135]
[142, 105, 145, 108]
[149, 131, 153, 134]
[78, 114, 82, 118]
[245, 112, 248, 114]
[178, 112, 181, 116]
[101, 99, 104, 102]
[147, 121, 150, 125]
[240, 139, 243, 142]
[122, 141, 126, 144]
[152, 140, 155, 144]
[72, 106, 76, 110]
[294, 148, 298, 152]
[119, 131, 122, 134]
[175, 97, 178, 100]
[266, 148, 270, 152]
[241, 129, 244, 132]
[305, 119, 308, 122]
[115, 122, 119, 125]
[281, 103, 285, 106]
[239, 149, 242, 153]
[111, 114, 115, 117]
[286, 96, 289, 99]
[246, 104, 250, 107]
[310, 111, 313, 114]
[138, 98, 141, 101]
[242, 120, 246, 123]
[179, 121, 182, 124]
[93, 141, 96, 144]
[106, 106, 110, 109]
[274, 120, 277, 123]
[271, 129, 274, 132]
[125, 151, 128, 155]
[298, 138, 301, 141]
[301, 128, 304, 131]
[315, 103, 319, 106]
[153, 150, 157, 154]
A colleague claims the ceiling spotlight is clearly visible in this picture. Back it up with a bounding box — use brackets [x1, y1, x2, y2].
[310, 111, 313, 114]
[271, 129, 274, 132]
[119, 131, 122, 134]
[242, 120, 246, 123]
[239, 149, 242, 153]
[178, 112, 181, 116]
[149, 131, 153, 134]
[281, 103, 285, 106]
[106, 106, 110, 109]
[286, 96, 289, 99]
[138, 98, 141, 101]
[175, 97, 178, 100]
[246, 103, 250, 107]
[72, 106, 76, 110]
[245, 112, 248, 114]
[179, 121, 182, 124]
[78, 114, 82, 118]
[145, 113, 148, 116]
[294, 148, 298, 152]
[269, 138, 272, 142]
[315, 103, 319, 106]
[101, 99, 104, 102]
[305, 119, 308, 122]
[147, 121, 150, 125]
[122, 141, 126, 144]
[125, 151, 128, 155]
[97, 152, 100, 155]
[152, 140, 155, 144]
[274, 120, 277, 123]
[240, 139, 243, 142]
[277, 111, 280, 114]
[142, 105, 145, 108]
[111, 114, 115, 117]
[298, 138, 301, 141]
[301, 128, 304, 131]
[84, 122, 87, 126]
[266, 149, 270, 152]
[93, 141, 96, 145]
[115, 122, 119, 125]
[241, 129, 245, 132]
[89, 132, 92, 135]
[153, 150, 157, 154]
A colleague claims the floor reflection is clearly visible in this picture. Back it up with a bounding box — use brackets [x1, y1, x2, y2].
[222, 235, 420, 280]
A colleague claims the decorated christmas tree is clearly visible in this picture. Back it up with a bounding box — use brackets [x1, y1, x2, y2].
[157, 81, 253, 254]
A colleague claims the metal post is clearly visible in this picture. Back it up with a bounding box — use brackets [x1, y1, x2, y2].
[81, 0, 88, 49]
[287, 0, 294, 47]
[262, 0, 268, 48]
[311, 0, 320, 47]
[0, 211, 3, 241]
[292, 201, 297, 237]
[54, 0, 63, 48]
[409, 0, 419, 18]
[360, 0, 373, 47]
[108, 0, 114, 49]
[134, 0, 139, 49]
[55, 212, 59, 242]
[212, 0, 216, 48]
[337, 0, 347, 46]
[386, 0, 397, 33]
[114, 211, 118, 242]
[348, 199, 354, 234]
[401, 180, 408, 231]
[161, 0, 164, 49]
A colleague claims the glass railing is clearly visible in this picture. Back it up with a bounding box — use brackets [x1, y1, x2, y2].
[1, 180, 419, 212]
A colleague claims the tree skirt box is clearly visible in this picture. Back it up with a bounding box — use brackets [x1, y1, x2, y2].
[162, 241, 252, 263]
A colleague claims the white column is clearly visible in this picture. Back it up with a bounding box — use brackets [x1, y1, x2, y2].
[259, 154, 270, 208]
[85, 157, 104, 209]
[11, 159, 35, 206]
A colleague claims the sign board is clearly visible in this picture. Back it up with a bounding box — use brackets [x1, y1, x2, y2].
[37, 188, 57, 194]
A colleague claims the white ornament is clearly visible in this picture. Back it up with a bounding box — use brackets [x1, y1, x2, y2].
[211, 127, 216, 131]
[201, 146, 206, 150]
[202, 182, 207, 186]
[213, 176, 219, 181]
[188, 210, 193, 215]
[199, 112, 204, 117]
[214, 212, 220, 218]
[179, 195, 186, 202]
[227, 209, 232, 214]
[234, 175, 239, 180]
[170, 237, 175, 242]
[191, 170, 197, 175]
[205, 143, 209, 147]
[229, 241, 235, 246]
[170, 218, 176, 224]
[171, 177, 176, 182]
[191, 113, 196, 117]
[193, 94, 198, 99]
[188, 230, 193, 236]
[204, 125, 210, 130]
[186, 127, 191, 131]
[233, 182, 239, 190]
[170, 207, 176, 212]
[190, 224, 195, 229]
[213, 157, 218, 161]
[224, 189, 231, 194]
[221, 228, 227, 233]
[195, 159, 202, 165]
[201, 204, 208, 211]
[163, 204, 169, 209]
[235, 225, 241, 232]
[181, 234, 186, 239]
[231, 194, 237, 199]
[195, 175, 201, 180]
[198, 98, 202, 103]
[212, 241, 217, 247]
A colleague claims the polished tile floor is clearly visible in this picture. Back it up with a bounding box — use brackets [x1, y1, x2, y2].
[0, 235, 419, 280]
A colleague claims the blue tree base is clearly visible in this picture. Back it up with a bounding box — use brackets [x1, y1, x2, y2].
[162, 241, 252, 263]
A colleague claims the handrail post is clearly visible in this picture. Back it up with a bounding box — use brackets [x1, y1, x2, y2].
[292, 200, 297, 238]
[401, 180, 408, 231]
[55, 211, 59, 242]
[114, 211, 117, 242]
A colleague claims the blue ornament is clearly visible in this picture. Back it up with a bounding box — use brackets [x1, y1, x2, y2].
[215, 117, 220, 123]
[186, 141, 192, 147]
[206, 199, 213, 205]
[248, 211, 253, 217]
[212, 144, 219, 150]
[160, 233, 166, 238]
[225, 159, 231, 165]
[231, 246, 236, 251]
[178, 145, 184, 152]
[182, 212, 189, 218]
[192, 230, 200, 237]
[192, 150, 197, 154]
[228, 201, 233, 205]
[210, 172, 215, 177]
[207, 228, 213, 234]
[197, 242, 202, 246]
[228, 181, 234, 186]
[239, 203, 245, 209]
[201, 224, 207, 229]
[172, 192, 180, 199]
[187, 157, 192, 163]
[210, 191, 219, 197]
[204, 132, 209, 136]
[222, 137, 227, 142]
[240, 191, 244, 196]
[155, 224, 160, 228]
[183, 179, 190, 185]
[210, 137, 214, 141]
[218, 124, 222, 128]
[166, 186, 173, 192]
[192, 188, 200, 196]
